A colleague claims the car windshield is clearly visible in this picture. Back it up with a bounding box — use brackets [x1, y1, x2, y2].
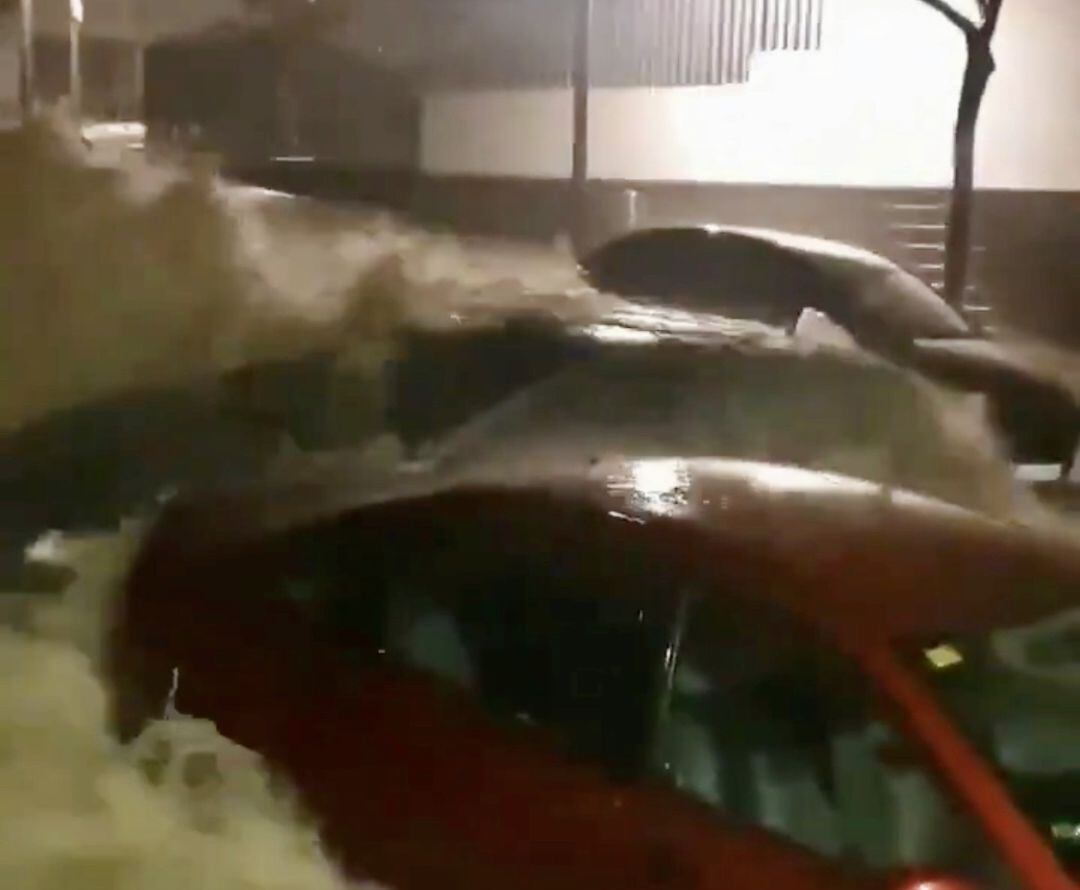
[905, 603, 1080, 871]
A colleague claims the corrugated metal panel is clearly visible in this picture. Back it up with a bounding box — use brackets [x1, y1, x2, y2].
[590, 0, 824, 88]
[363, 0, 825, 91]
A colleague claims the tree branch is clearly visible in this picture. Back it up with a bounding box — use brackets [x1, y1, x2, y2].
[981, 0, 1005, 38]
[912, 0, 978, 35]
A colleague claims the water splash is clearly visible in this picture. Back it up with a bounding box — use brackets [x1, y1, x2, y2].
[0, 114, 598, 435]
[0, 524, 373, 890]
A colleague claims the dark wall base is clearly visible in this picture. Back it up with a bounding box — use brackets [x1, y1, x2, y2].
[971, 189, 1079, 345]
[215, 165, 1078, 347]
[226, 163, 417, 213]
[413, 176, 572, 243]
[415, 178, 931, 253]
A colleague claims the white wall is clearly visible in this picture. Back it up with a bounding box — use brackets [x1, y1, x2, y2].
[975, 0, 1080, 190]
[420, 0, 1080, 191]
[421, 89, 573, 178]
[590, 0, 965, 187]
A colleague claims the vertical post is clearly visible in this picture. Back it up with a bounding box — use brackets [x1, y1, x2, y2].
[943, 33, 993, 311]
[69, 0, 83, 121]
[571, 0, 592, 254]
[20, 0, 34, 119]
[125, 0, 143, 119]
[133, 43, 144, 118]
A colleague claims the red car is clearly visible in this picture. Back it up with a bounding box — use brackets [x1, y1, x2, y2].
[109, 456, 1080, 890]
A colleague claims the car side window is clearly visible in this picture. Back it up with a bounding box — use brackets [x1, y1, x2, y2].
[272, 503, 680, 780]
[653, 592, 1016, 887]
[390, 526, 679, 778]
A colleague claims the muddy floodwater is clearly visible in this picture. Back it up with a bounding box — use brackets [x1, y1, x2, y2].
[0, 118, 615, 890]
[0, 118, 1075, 889]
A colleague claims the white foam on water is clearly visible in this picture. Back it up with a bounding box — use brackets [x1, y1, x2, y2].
[1, 525, 380, 890]
[1, 114, 602, 434]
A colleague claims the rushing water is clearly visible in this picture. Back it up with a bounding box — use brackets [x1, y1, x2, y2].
[0, 113, 597, 435]
[0, 114, 1075, 889]
[0, 523, 384, 890]
[0, 115, 608, 890]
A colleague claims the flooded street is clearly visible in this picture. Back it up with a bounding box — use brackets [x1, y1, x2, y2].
[3, 0, 1080, 883]
[0, 117, 1077, 890]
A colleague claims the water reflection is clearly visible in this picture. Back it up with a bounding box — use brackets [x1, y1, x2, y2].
[606, 458, 692, 516]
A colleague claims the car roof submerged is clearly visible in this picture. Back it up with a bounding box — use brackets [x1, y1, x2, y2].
[134, 454, 1080, 642]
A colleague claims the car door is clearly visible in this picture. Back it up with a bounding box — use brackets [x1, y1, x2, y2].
[201, 488, 873, 890]
[648, 586, 1021, 890]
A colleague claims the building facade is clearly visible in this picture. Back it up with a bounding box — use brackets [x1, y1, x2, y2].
[399, 0, 1078, 342]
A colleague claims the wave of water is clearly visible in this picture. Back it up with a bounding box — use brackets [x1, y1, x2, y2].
[1, 523, 386, 890]
[0, 111, 598, 434]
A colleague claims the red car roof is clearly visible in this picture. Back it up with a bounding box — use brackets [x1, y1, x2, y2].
[136, 455, 1080, 643]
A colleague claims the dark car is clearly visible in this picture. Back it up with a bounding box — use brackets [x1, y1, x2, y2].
[579, 226, 1080, 474]
[579, 225, 972, 350]
[110, 455, 1080, 890]
[385, 305, 1025, 518]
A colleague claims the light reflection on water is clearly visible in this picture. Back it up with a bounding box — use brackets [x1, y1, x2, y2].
[605, 458, 693, 517]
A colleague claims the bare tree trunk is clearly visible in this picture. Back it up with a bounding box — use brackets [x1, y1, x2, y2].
[944, 34, 994, 309]
[912, 0, 1004, 311]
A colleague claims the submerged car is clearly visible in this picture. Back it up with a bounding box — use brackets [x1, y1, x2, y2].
[110, 454, 1080, 890]
[579, 225, 972, 351]
[386, 305, 1026, 518]
[579, 226, 1080, 475]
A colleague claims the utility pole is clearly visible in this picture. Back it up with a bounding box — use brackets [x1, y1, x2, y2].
[69, 0, 83, 121]
[20, 0, 34, 120]
[570, 0, 592, 255]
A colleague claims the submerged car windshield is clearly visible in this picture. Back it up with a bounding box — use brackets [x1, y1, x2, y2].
[905, 603, 1080, 871]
